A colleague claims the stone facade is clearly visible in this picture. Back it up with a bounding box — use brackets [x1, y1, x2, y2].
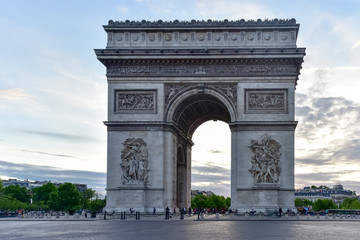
[95, 19, 305, 212]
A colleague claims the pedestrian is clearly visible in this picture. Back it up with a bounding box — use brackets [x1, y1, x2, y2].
[173, 207, 176, 214]
[153, 207, 156, 215]
[279, 207, 283, 217]
[165, 206, 170, 219]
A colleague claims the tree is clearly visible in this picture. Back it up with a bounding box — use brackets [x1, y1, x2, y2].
[0, 195, 27, 210]
[0, 180, 4, 198]
[48, 191, 60, 211]
[80, 189, 95, 209]
[89, 196, 106, 212]
[313, 199, 337, 211]
[295, 198, 313, 207]
[295, 198, 305, 207]
[225, 197, 231, 209]
[3, 185, 30, 203]
[57, 182, 81, 213]
[191, 194, 231, 210]
[32, 182, 57, 205]
[191, 194, 207, 209]
[341, 198, 360, 209]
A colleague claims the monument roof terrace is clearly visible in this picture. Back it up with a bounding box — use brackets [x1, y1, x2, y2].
[103, 19, 302, 49]
[105, 19, 299, 28]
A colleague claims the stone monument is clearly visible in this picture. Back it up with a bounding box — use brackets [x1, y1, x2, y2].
[95, 19, 305, 212]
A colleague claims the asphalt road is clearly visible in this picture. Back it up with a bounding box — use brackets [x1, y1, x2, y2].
[0, 218, 359, 240]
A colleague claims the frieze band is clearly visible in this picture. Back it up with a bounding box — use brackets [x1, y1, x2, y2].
[108, 64, 297, 77]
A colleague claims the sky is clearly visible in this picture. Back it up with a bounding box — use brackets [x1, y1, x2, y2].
[0, 0, 360, 197]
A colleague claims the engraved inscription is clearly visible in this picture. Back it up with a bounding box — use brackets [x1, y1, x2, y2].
[245, 89, 287, 113]
[115, 90, 156, 113]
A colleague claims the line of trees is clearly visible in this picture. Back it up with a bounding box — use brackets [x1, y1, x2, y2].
[295, 197, 360, 211]
[191, 194, 231, 210]
[0, 180, 105, 214]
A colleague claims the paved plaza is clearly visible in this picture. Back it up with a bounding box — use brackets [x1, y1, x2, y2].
[1, 214, 359, 240]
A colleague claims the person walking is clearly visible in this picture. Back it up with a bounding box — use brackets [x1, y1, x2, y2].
[279, 207, 283, 217]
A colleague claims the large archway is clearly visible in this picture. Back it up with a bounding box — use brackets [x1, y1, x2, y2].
[96, 19, 305, 212]
[191, 120, 231, 197]
[170, 92, 232, 208]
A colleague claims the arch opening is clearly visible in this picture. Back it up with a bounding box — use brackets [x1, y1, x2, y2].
[172, 93, 232, 139]
[191, 120, 231, 198]
[172, 93, 232, 209]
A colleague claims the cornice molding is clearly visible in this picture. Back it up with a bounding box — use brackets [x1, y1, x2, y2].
[229, 121, 298, 131]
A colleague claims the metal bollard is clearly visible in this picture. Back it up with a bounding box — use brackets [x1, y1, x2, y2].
[104, 211, 106, 220]
[180, 211, 184, 220]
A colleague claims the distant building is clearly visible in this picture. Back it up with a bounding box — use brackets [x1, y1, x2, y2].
[1, 178, 87, 192]
[191, 190, 215, 199]
[295, 184, 356, 206]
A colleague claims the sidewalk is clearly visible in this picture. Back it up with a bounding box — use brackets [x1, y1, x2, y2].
[1, 213, 359, 221]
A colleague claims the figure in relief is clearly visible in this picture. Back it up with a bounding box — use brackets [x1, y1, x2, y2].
[120, 138, 149, 184]
[166, 85, 184, 102]
[249, 134, 281, 183]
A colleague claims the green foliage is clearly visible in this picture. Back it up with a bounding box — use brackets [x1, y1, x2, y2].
[0, 195, 27, 210]
[48, 191, 60, 211]
[313, 199, 337, 211]
[294, 198, 314, 207]
[4, 185, 30, 203]
[32, 182, 57, 205]
[225, 197, 231, 209]
[340, 198, 360, 209]
[81, 189, 95, 209]
[191, 194, 231, 210]
[311, 185, 317, 189]
[295, 198, 304, 207]
[0, 181, 104, 213]
[0, 180, 4, 192]
[191, 194, 208, 209]
[89, 198, 106, 212]
[57, 182, 81, 213]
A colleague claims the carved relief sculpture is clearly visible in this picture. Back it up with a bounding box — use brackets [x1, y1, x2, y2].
[245, 89, 287, 113]
[120, 138, 149, 184]
[115, 90, 156, 113]
[219, 85, 237, 104]
[249, 134, 281, 183]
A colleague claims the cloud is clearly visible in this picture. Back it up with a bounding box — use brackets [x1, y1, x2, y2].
[0, 88, 47, 113]
[352, 40, 360, 50]
[118, 6, 129, 13]
[208, 149, 222, 154]
[0, 88, 32, 101]
[0, 160, 106, 193]
[192, 164, 231, 196]
[23, 130, 103, 142]
[19, 149, 78, 159]
[195, 0, 275, 20]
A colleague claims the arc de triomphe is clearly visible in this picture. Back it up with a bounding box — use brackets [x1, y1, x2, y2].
[95, 19, 305, 212]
